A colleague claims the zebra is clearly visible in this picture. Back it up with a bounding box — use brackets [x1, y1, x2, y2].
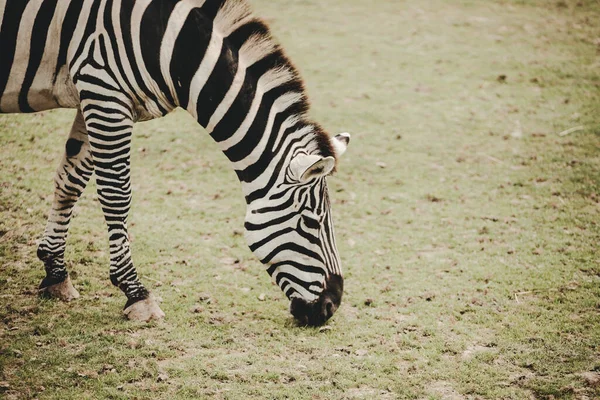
[0, 0, 350, 326]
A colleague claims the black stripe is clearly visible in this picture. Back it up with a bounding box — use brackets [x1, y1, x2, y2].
[244, 135, 308, 202]
[0, 0, 29, 107]
[212, 47, 302, 140]
[248, 227, 295, 252]
[252, 194, 295, 214]
[266, 261, 325, 277]
[126, 1, 174, 111]
[102, 0, 146, 107]
[54, 0, 84, 79]
[69, 0, 100, 73]
[170, 8, 212, 109]
[274, 272, 322, 293]
[244, 211, 295, 231]
[19, 0, 59, 112]
[79, 90, 131, 111]
[261, 243, 323, 265]
[82, 103, 130, 118]
[196, 42, 237, 126]
[83, 130, 130, 143]
[236, 105, 307, 182]
[223, 82, 296, 162]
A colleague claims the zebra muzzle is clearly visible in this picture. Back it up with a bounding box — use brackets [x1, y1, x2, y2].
[290, 274, 343, 326]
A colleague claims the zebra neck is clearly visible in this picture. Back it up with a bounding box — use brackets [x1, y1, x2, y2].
[170, 3, 330, 199]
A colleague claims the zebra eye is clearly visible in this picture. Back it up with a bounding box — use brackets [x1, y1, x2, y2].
[301, 214, 320, 230]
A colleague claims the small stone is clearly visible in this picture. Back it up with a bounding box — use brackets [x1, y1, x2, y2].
[198, 293, 211, 303]
[190, 305, 204, 313]
[157, 373, 169, 382]
[319, 326, 333, 333]
[258, 293, 266, 301]
[355, 349, 368, 356]
[580, 371, 600, 387]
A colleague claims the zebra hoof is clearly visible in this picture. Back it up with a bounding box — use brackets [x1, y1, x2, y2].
[39, 276, 80, 302]
[123, 297, 165, 322]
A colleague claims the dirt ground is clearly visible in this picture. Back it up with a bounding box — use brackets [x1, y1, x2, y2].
[1, 0, 599, 399]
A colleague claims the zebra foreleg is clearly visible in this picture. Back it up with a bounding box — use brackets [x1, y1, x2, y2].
[38, 109, 93, 301]
[80, 103, 164, 321]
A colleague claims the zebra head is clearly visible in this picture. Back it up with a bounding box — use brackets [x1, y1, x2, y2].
[244, 132, 350, 326]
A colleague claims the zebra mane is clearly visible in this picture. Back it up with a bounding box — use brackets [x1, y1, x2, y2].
[211, 0, 336, 161]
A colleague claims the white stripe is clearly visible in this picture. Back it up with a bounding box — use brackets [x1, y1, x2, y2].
[27, 0, 72, 110]
[187, 0, 256, 119]
[213, 0, 253, 37]
[130, 0, 172, 109]
[85, 117, 131, 129]
[240, 129, 313, 197]
[84, 109, 128, 122]
[216, 67, 295, 149]
[79, 64, 120, 89]
[230, 91, 302, 169]
[205, 58, 244, 132]
[67, 0, 95, 76]
[206, 33, 277, 131]
[273, 114, 300, 150]
[281, 278, 319, 302]
[186, 31, 223, 119]
[109, 0, 162, 116]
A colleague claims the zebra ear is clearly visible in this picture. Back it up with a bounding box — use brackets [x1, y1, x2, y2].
[332, 132, 350, 157]
[290, 155, 336, 182]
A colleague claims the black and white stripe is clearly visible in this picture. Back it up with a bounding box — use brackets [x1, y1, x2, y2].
[0, 0, 350, 324]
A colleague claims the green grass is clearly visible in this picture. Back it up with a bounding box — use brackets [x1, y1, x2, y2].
[1, 0, 600, 398]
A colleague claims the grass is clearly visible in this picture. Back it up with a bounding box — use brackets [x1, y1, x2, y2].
[1, 0, 599, 398]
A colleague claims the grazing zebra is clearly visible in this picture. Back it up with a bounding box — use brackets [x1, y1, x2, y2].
[0, 0, 350, 326]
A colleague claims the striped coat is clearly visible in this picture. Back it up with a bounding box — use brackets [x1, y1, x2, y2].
[0, 0, 350, 326]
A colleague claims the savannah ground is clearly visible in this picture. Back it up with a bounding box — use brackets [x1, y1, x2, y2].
[1, 0, 599, 398]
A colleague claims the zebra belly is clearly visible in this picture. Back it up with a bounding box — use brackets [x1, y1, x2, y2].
[0, 0, 80, 113]
[0, 64, 79, 113]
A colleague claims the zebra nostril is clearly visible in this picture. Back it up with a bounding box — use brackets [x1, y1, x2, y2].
[290, 297, 309, 325]
[289, 275, 343, 326]
[323, 298, 334, 319]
